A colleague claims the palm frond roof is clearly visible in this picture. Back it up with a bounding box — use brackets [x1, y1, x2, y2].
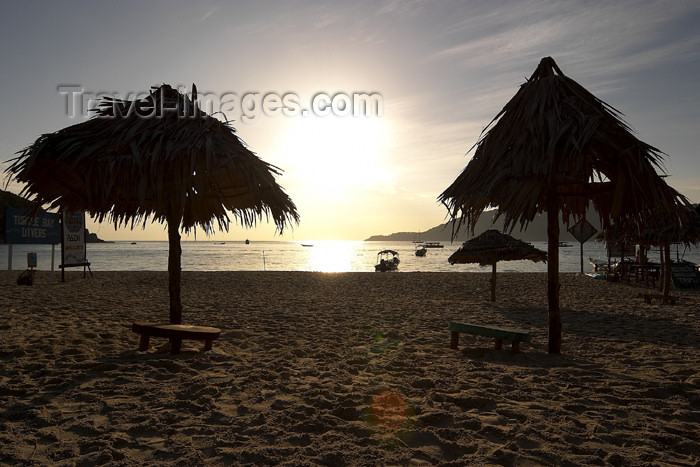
[598, 203, 700, 247]
[439, 57, 691, 237]
[6, 84, 298, 233]
[448, 229, 547, 265]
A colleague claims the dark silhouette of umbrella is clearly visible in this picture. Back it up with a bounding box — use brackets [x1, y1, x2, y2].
[6, 84, 298, 324]
[449, 230, 547, 301]
[439, 57, 692, 353]
[598, 202, 700, 302]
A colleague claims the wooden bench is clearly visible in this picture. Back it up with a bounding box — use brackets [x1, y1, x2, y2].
[448, 321, 531, 353]
[132, 321, 221, 354]
[640, 293, 679, 305]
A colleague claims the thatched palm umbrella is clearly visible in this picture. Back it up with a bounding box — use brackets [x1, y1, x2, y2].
[6, 84, 298, 324]
[439, 57, 692, 353]
[448, 230, 547, 301]
[599, 203, 700, 302]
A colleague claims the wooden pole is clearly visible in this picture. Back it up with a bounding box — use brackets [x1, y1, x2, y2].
[663, 243, 672, 304]
[659, 248, 664, 292]
[60, 214, 65, 283]
[167, 217, 183, 324]
[579, 242, 584, 274]
[547, 194, 562, 354]
[6, 244, 12, 285]
[490, 262, 497, 302]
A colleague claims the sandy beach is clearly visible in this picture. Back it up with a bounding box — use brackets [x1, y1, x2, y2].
[1, 271, 698, 466]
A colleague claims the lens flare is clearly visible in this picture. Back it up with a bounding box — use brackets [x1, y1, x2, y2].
[368, 390, 410, 429]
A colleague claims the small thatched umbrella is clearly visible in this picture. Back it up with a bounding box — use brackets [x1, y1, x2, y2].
[6, 84, 298, 324]
[599, 203, 700, 302]
[439, 57, 692, 353]
[449, 230, 547, 301]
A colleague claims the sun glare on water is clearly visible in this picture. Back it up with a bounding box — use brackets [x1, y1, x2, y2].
[305, 241, 360, 272]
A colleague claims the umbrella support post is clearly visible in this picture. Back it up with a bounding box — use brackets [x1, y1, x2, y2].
[663, 243, 672, 304]
[547, 195, 562, 354]
[167, 216, 183, 325]
[490, 263, 497, 302]
[5, 244, 12, 286]
[659, 248, 665, 292]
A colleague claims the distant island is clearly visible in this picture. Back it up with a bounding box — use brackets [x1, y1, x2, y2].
[365, 210, 603, 243]
[86, 229, 109, 243]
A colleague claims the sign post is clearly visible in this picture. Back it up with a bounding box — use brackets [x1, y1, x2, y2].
[60, 211, 92, 282]
[6, 244, 11, 285]
[568, 219, 598, 273]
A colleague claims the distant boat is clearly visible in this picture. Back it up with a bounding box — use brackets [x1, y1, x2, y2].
[131, 242, 137, 245]
[423, 241, 444, 248]
[559, 242, 573, 247]
[375, 250, 400, 272]
[301, 244, 314, 247]
[413, 231, 423, 243]
[245, 239, 250, 244]
[415, 245, 427, 257]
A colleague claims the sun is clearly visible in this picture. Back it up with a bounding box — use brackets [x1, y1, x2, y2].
[277, 115, 393, 200]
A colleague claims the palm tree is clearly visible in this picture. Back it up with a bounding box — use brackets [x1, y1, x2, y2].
[439, 57, 691, 354]
[6, 84, 298, 324]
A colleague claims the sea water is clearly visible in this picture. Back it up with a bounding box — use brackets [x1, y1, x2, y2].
[2, 240, 699, 273]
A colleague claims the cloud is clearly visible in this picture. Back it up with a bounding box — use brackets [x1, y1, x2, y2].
[197, 8, 216, 23]
[430, 0, 700, 81]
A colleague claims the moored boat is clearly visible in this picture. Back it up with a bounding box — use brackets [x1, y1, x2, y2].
[375, 250, 400, 272]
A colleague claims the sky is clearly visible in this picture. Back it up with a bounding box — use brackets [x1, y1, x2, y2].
[1, 0, 699, 242]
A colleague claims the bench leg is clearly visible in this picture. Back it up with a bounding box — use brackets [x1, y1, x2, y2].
[138, 334, 150, 351]
[511, 341, 520, 353]
[494, 339, 503, 350]
[203, 340, 213, 351]
[450, 331, 459, 350]
[170, 338, 182, 355]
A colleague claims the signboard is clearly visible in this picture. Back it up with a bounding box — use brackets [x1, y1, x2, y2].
[568, 219, 599, 273]
[568, 219, 598, 244]
[62, 211, 87, 266]
[670, 262, 700, 289]
[4, 208, 60, 244]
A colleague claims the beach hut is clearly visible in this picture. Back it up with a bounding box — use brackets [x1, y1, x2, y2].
[448, 230, 547, 301]
[6, 84, 298, 325]
[439, 57, 692, 354]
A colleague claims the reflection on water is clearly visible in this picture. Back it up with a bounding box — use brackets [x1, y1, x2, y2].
[2, 240, 699, 273]
[306, 241, 358, 272]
